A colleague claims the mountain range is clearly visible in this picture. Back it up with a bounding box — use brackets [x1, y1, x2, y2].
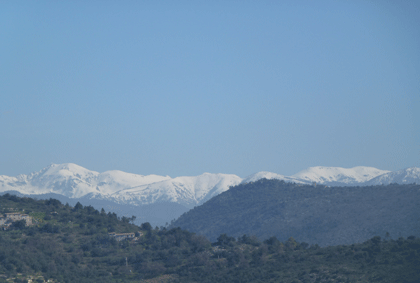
[1, 163, 419, 226]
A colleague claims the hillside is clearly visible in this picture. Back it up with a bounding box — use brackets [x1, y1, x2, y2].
[1, 194, 419, 283]
[171, 179, 420, 246]
[1, 164, 419, 227]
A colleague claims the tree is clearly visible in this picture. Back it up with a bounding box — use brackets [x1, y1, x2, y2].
[215, 233, 236, 246]
[141, 222, 152, 232]
[46, 198, 61, 207]
[12, 220, 26, 230]
[74, 202, 83, 210]
[285, 237, 298, 250]
[371, 236, 381, 245]
[264, 236, 280, 246]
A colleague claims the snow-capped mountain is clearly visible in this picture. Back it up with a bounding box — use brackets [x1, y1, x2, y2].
[0, 163, 171, 199]
[0, 163, 241, 208]
[107, 173, 243, 208]
[363, 167, 420, 186]
[1, 163, 419, 226]
[291, 166, 391, 186]
[1, 164, 418, 206]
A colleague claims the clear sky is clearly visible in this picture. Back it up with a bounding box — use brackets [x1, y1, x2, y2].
[1, 1, 419, 178]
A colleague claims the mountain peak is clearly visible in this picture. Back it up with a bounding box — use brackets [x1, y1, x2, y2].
[292, 166, 390, 185]
[364, 167, 420, 185]
[1, 163, 419, 210]
[0, 164, 243, 208]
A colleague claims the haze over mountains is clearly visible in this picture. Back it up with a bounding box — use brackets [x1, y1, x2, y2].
[0, 163, 419, 226]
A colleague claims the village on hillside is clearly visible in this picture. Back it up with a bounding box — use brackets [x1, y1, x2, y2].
[0, 211, 33, 230]
[0, 206, 144, 242]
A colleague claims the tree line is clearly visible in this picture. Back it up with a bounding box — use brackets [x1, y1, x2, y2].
[0, 193, 419, 282]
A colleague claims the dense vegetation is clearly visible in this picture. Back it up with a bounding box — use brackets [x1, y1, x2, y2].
[2, 191, 189, 227]
[171, 179, 420, 246]
[0, 194, 419, 283]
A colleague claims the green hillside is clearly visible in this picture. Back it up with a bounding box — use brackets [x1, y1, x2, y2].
[171, 179, 420, 246]
[0, 193, 419, 283]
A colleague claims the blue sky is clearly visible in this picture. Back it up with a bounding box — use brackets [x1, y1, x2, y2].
[1, 1, 419, 177]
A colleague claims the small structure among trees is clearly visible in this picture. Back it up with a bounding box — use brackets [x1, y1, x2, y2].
[0, 212, 33, 229]
[108, 232, 142, 241]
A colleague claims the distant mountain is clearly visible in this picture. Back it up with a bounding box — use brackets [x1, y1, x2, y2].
[0, 163, 170, 198]
[171, 179, 420, 246]
[0, 164, 242, 226]
[103, 173, 243, 208]
[363, 167, 420, 186]
[1, 163, 419, 226]
[291, 166, 390, 186]
[0, 163, 241, 208]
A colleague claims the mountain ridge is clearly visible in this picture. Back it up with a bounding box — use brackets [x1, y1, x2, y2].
[0, 163, 241, 208]
[291, 166, 391, 185]
[1, 164, 419, 205]
[171, 179, 420, 246]
[364, 167, 420, 185]
[1, 163, 419, 226]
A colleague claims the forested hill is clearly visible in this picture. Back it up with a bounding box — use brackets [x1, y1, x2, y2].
[171, 179, 420, 246]
[0, 194, 419, 282]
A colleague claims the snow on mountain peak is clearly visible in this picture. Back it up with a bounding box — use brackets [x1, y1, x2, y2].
[292, 166, 390, 185]
[114, 173, 243, 208]
[1, 164, 419, 210]
[37, 163, 98, 178]
[364, 167, 420, 185]
[0, 164, 242, 208]
[97, 170, 171, 195]
[241, 166, 397, 186]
